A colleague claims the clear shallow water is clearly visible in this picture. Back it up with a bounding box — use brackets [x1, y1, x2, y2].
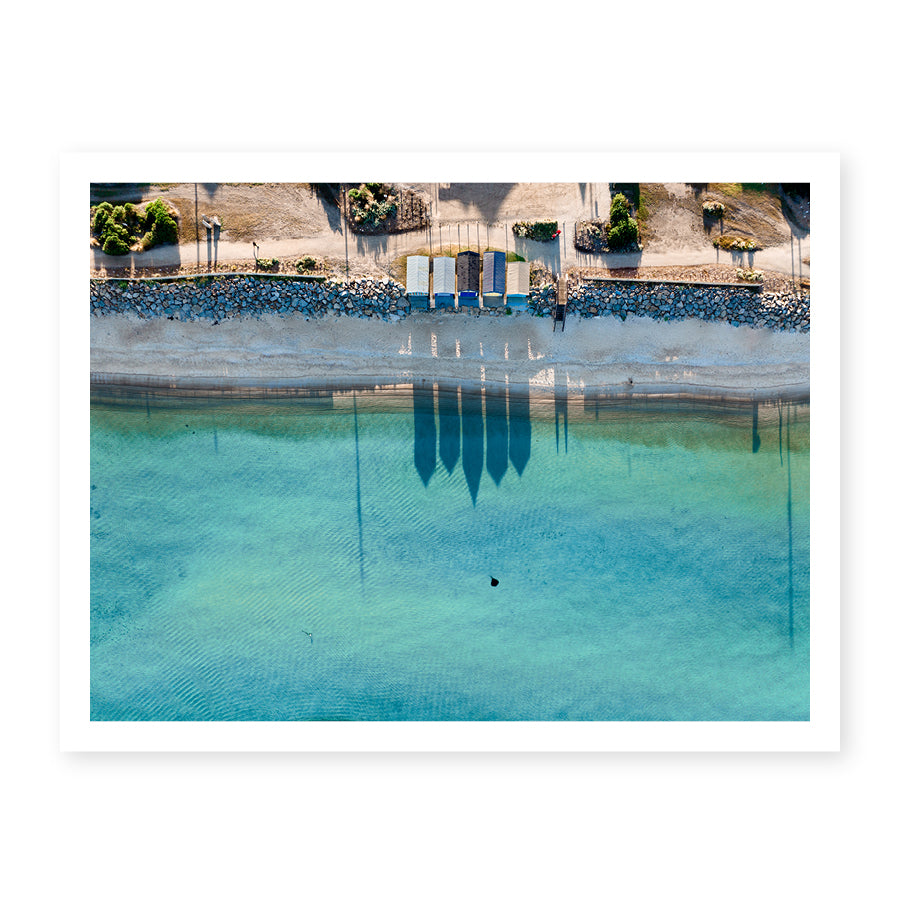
[90, 385, 810, 721]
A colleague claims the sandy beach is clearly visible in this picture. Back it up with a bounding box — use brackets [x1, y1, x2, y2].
[90, 311, 810, 399]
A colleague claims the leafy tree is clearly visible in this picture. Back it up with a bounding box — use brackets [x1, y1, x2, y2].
[606, 194, 639, 250]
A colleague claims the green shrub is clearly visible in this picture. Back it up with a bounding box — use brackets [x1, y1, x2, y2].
[102, 232, 130, 255]
[607, 218, 639, 250]
[140, 199, 178, 249]
[609, 193, 631, 227]
[295, 256, 317, 272]
[735, 268, 763, 282]
[91, 202, 114, 236]
[512, 220, 558, 241]
[703, 200, 725, 218]
[123, 202, 144, 229]
[151, 214, 178, 245]
[257, 257, 279, 270]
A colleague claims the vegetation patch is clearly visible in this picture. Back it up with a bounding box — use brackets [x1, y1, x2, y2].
[348, 183, 397, 229]
[735, 268, 763, 282]
[346, 183, 430, 234]
[702, 200, 725, 218]
[576, 194, 641, 253]
[713, 235, 760, 252]
[256, 257, 279, 271]
[606, 193, 641, 251]
[512, 220, 559, 241]
[574, 220, 606, 253]
[294, 255, 319, 273]
[90, 198, 180, 255]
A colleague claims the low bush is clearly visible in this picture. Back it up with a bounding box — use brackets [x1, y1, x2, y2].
[714, 235, 759, 251]
[102, 232, 130, 255]
[295, 256, 317, 272]
[511, 220, 558, 241]
[348, 183, 398, 228]
[607, 218, 639, 250]
[256, 257, 279, 271]
[91, 202, 114, 237]
[142, 199, 179, 249]
[703, 200, 725, 218]
[735, 268, 763, 282]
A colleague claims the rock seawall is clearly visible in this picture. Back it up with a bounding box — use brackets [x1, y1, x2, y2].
[90, 273, 809, 332]
[526, 278, 809, 332]
[90, 275, 412, 322]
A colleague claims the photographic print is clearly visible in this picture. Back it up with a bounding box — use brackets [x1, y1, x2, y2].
[65, 155, 837, 750]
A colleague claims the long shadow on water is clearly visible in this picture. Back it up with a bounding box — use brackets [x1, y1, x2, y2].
[508, 391, 531, 477]
[485, 388, 509, 487]
[413, 383, 436, 486]
[460, 388, 484, 506]
[414, 382, 532, 503]
[438, 383, 460, 475]
[555, 387, 568, 454]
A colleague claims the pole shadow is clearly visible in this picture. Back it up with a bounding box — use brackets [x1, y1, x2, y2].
[555, 386, 568, 453]
[752, 401, 761, 453]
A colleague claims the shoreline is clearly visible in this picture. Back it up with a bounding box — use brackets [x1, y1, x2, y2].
[90, 311, 810, 402]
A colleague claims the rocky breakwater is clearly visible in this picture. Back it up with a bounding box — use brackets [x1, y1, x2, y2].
[565, 279, 810, 332]
[90, 275, 411, 321]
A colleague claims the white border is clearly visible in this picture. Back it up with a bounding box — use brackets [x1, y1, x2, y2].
[61, 152, 839, 751]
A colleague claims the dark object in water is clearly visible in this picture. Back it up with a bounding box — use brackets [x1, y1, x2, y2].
[490, 577, 499, 587]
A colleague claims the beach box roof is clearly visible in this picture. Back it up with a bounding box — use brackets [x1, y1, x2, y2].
[433, 256, 456, 297]
[406, 256, 430, 297]
[482, 251, 506, 296]
[456, 251, 480, 298]
[506, 261, 530, 297]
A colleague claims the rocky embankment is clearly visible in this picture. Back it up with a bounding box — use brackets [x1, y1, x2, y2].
[90, 272, 810, 332]
[530, 278, 809, 332]
[90, 275, 412, 321]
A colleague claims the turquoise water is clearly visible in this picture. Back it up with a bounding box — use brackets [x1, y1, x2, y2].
[90, 385, 810, 721]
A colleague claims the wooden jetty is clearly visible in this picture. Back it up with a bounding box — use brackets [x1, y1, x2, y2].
[553, 273, 567, 332]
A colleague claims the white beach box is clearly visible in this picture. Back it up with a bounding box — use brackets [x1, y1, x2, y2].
[406, 255, 430, 308]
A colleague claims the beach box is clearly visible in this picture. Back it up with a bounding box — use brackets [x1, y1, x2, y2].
[506, 261, 530, 310]
[482, 251, 506, 308]
[456, 251, 480, 307]
[406, 256, 430, 308]
[432, 256, 456, 309]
